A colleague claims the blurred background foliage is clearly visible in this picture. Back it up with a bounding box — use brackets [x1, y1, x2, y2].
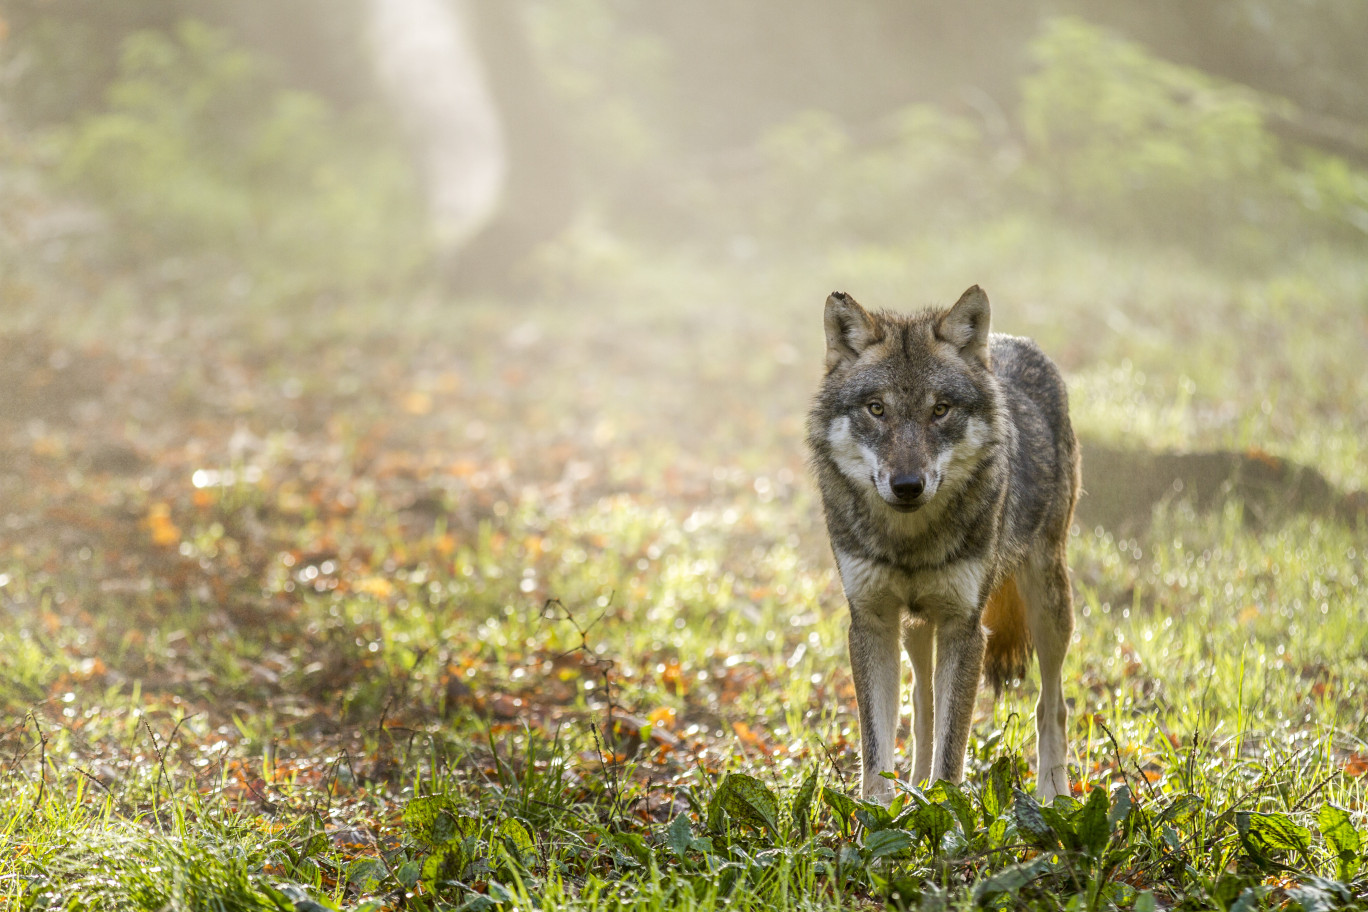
[2, 0, 1368, 300]
[51, 20, 426, 293]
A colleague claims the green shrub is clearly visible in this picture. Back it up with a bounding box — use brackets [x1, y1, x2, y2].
[56, 19, 427, 299]
[751, 105, 991, 245]
[1021, 16, 1368, 252]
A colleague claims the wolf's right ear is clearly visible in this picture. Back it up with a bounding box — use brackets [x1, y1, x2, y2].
[824, 292, 880, 372]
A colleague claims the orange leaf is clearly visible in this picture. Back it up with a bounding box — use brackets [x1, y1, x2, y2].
[647, 706, 676, 730]
[145, 503, 181, 547]
[732, 721, 761, 745]
[355, 576, 393, 599]
[402, 391, 433, 415]
[660, 659, 688, 695]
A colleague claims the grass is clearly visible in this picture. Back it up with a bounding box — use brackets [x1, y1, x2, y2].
[3, 193, 1368, 909]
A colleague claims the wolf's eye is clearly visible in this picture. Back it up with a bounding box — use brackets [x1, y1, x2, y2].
[867, 402, 885, 417]
[932, 403, 950, 418]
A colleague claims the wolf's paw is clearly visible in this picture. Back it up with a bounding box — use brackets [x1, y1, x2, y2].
[860, 773, 897, 806]
[1034, 765, 1071, 805]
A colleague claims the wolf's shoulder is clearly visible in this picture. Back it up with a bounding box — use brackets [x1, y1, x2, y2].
[988, 333, 1059, 378]
[988, 332, 1070, 419]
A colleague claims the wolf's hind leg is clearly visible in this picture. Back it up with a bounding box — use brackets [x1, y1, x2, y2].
[849, 602, 903, 802]
[1020, 546, 1074, 803]
[902, 619, 934, 786]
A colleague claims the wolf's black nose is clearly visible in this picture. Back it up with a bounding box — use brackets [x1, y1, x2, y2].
[891, 474, 925, 500]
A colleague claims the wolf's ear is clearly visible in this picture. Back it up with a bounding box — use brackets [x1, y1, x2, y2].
[824, 292, 880, 371]
[937, 285, 991, 367]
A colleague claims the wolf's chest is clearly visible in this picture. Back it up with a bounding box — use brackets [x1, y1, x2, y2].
[834, 549, 986, 623]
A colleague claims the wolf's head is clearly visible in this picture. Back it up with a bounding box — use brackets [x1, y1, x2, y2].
[809, 286, 1003, 515]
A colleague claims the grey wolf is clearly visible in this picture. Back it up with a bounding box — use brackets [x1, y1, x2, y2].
[806, 286, 1080, 803]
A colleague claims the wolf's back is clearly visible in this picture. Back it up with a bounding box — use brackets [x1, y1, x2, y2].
[981, 334, 1081, 691]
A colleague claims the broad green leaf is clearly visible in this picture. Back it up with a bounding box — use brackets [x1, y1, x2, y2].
[1134, 890, 1157, 912]
[1239, 811, 1312, 858]
[716, 862, 744, 897]
[1013, 789, 1058, 850]
[905, 802, 956, 851]
[498, 818, 534, 858]
[261, 883, 340, 912]
[1318, 802, 1362, 881]
[822, 786, 859, 835]
[296, 832, 328, 860]
[864, 828, 914, 860]
[667, 812, 694, 857]
[717, 772, 780, 832]
[705, 785, 724, 833]
[1210, 873, 1258, 909]
[854, 800, 894, 832]
[926, 780, 977, 834]
[1161, 825, 1182, 855]
[395, 859, 421, 888]
[1228, 886, 1266, 912]
[790, 768, 818, 839]
[972, 855, 1055, 903]
[403, 796, 477, 849]
[1075, 785, 1111, 856]
[1107, 783, 1134, 832]
[1039, 802, 1077, 851]
[613, 831, 652, 864]
[1287, 877, 1353, 912]
[982, 757, 1014, 820]
[1158, 793, 1203, 826]
[420, 847, 465, 889]
[452, 897, 497, 912]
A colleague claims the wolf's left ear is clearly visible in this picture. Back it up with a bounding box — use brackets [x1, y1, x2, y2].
[938, 285, 991, 367]
[824, 292, 880, 372]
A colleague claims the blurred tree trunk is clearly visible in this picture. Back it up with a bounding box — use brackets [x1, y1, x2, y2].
[365, 0, 574, 291]
[366, 0, 508, 253]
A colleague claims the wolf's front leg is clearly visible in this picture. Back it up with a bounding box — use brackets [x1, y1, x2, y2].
[902, 621, 935, 786]
[929, 616, 986, 784]
[848, 602, 903, 802]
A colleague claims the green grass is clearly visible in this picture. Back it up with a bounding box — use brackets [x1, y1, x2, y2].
[4, 155, 1368, 912]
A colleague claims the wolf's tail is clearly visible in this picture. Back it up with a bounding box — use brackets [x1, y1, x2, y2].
[982, 575, 1032, 693]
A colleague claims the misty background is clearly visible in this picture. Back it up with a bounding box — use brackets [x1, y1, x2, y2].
[5, 0, 1367, 518]
[3, 4, 1368, 905]
[6, 1, 1368, 291]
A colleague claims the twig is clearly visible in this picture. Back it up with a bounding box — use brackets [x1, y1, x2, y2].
[1291, 770, 1342, 813]
[142, 715, 173, 826]
[818, 737, 852, 792]
[22, 711, 48, 826]
[1092, 717, 1131, 796]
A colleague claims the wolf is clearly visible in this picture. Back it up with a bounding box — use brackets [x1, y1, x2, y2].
[807, 285, 1080, 803]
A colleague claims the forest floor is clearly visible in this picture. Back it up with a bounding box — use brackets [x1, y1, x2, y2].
[3, 211, 1368, 909]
